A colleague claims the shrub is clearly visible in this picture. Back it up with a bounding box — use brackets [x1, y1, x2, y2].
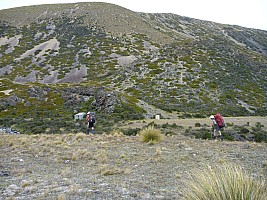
[190, 129, 212, 139]
[194, 122, 201, 127]
[122, 128, 141, 136]
[238, 127, 250, 134]
[139, 126, 163, 144]
[183, 163, 267, 200]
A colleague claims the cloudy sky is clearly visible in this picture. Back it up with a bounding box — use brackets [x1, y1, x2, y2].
[1, 0, 267, 31]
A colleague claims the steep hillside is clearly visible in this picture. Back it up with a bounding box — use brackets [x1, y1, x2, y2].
[0, 2, 266, 133]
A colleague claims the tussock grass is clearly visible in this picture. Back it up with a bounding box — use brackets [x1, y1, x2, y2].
[71, 153, 78, 161]
[155, 147, 162, 156]
[57, 193, 66, 200]
[110, 129, 124, 137]
[139, 126, 163, 144]
[68, 184, 79, 194]
[99, 164, 131, 176]
[60, 167, 72, 177]
[96, 149, 109, 163]
[183, 163, 267, 200]
[99, 164, 117, 176]
[75, 132, 86, 140]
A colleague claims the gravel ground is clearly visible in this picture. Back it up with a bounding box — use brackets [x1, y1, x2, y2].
[1, 130, 267, 200]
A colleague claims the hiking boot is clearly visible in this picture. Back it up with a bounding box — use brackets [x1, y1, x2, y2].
[220, 135, 223, 141]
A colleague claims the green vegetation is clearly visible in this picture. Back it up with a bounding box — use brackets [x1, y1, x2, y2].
[0, 3, 267, 135]
[185, 122, 267, 142]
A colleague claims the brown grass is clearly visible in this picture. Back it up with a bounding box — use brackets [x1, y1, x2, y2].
[139, 126, 164, 144]
[0, 128, 266, 199]
[183, 163, 267, 200]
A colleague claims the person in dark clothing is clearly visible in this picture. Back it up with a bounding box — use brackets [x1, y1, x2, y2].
[86, 112, 95, 134]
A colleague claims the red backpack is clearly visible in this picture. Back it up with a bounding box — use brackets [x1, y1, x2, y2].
[86, 112, 95, 123]
[215, 113, 225, 128]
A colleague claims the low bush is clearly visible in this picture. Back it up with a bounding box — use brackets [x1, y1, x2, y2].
[122, 128, 141, 136]
[191, 129, 212, 139]
[194, 122, 201, 127]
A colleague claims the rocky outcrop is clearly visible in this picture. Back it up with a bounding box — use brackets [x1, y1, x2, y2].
[60, 86, 119, 113]
[27, 86, 51, 99]
[92, 88, 119, 114]
[0, 95, 23, 110]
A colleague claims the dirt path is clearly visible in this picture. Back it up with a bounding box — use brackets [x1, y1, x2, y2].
[121, 116, 267, 130]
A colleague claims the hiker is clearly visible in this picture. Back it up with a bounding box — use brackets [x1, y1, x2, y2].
[209, 113, 225, 140]
[86, 112, 95, 134]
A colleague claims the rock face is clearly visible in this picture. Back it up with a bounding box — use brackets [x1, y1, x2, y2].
[61, 86, 119, 113]
[57, 86, 119, 114]
[27, 86, 50, 99]
[92, 88, 118, 114]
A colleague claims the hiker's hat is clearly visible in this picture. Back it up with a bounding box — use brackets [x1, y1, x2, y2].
[209, 115, 214, 119]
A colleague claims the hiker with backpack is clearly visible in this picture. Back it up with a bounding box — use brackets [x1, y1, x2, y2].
[209, 113, 225, 140]
[86, 112, 95, 134]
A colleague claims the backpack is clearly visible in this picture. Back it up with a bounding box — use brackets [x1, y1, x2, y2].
[215, 113, 225, 128]
[87, 112, 95, 123]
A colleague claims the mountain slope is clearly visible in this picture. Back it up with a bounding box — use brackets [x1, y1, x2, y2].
[0, 2, 266, 133]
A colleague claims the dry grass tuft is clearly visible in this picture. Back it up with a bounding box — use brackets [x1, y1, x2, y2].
[183, 163, 267, 200]
[110, 129, 124, 137]
[139, 126, 163, 144]
[57, 193, 66, 200]
[155, 147, 162, 156]
[75, 132, 86, 141]
[262, 160, 267, 167]
[68, 184, 79, 194]
[99, 164, 130, 176]
[96, 149, 109, 163]
[71, 153, 78, 161]
[99, 164, 117, 176]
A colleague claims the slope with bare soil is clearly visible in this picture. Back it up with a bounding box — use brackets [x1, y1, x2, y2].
[1, 131, 267, 199]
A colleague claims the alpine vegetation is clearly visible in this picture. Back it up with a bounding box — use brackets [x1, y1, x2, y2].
[139, 126, 163, 144]
[0, 2, 267, 134]
[183, 163, 267, 200]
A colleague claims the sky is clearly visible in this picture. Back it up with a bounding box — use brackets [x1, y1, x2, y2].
[0, 0, 267, 31]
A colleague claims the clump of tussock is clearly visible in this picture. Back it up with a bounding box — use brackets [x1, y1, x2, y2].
[99, 164, 118, 176]
[99, 164, 131, 176]
[155, 147, 162, 156]
[183, 163, 267, 200]
[57, 193, 66, 200]
[110, 129, 124, 137]
[96, 149, 109, 163]
[75, 132, 86, 141]
[139, 126, 163, 144]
